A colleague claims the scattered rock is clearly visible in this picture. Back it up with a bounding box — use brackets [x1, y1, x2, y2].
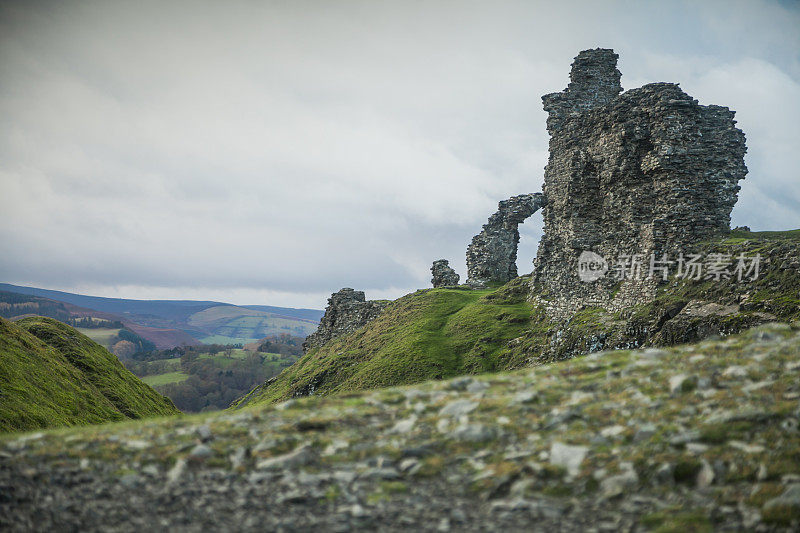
[451, 423, 494, 442]
[512, 390, 538, 405]
[188, 444, 214, 461]
[600, 468, 638, 498]
[696, 460, 715, 487]
[196, 425, 213, 442]
[388, 416, 417, 435]
[439, 400, 479, 418]
[669, 374, 697, 395]
[763, 484, 800, 514]
[600, 425, 626, 439]
[256, 444, 314, 470]
[549, 442, 588, 477]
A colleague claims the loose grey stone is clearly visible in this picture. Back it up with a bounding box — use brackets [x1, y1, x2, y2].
[451, 424, 495, 442]
[189, 444, 213, 460]
[600, 469, 638, 498]
[256, 444, 314, 470]
[447, 377, 474, 391]
[549, 442, 589, 477]
[439, 400, 479, 418]
[196, 425, 212, 442]
[512, 390, 538, 405]
[387, 416, 417, 434]
[763, 484, 800, 512]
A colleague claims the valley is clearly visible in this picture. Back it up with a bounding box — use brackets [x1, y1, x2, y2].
[0, 283, 322, 350]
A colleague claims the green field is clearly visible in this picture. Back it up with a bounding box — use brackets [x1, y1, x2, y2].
[147, 358, 182, 370]
[198, 348, 251, 360]
[142, 371, 189, 386]
[200, 334, 278, 345]
[138, 349, 296, 392]
[75, 328, 121, 348]
[189, 305, 317, 345]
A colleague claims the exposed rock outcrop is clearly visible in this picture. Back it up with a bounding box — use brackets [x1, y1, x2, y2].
[302, 288, 388, 353]
[533, 48, 748, 319]
[430, 259, 460, 288]
[465, 193, 545, 287]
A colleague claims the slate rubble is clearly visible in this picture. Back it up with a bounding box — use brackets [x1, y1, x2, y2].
[2, 323, 799, 531]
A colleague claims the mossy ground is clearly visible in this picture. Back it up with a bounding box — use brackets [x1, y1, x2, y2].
[234, 276, 541, 406]
[0, 317, 179, 432]
[239, 229, 800, 407]
[3, 323, 799, 531]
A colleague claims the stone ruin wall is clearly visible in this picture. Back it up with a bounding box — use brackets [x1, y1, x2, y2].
[304, 48, 749, 351]
[532, 48, 748, 320]
[431, 259, 460, 288]
[465, 193, 545, 287]
[302, 288, 389, 353]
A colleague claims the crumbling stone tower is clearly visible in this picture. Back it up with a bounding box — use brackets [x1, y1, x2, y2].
[533, 49, 748, 319]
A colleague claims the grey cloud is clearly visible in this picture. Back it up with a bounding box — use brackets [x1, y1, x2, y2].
[0, 0, 798, 309]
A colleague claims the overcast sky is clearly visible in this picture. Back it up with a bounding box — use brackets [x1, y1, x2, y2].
[1, 0, 799, 309]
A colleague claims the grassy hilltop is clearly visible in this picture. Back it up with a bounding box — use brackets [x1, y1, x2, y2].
[237, 229, 800, 407]
[233, 277, 538, 407]
[0, 317, 179, 432]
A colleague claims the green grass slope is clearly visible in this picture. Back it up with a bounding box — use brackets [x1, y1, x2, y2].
[236, 229, 800, 408]
[0, 317, 179, 433]
[234, 277, 539, 406]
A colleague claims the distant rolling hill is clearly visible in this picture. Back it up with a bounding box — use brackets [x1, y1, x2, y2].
[240, 305, 324, 323]
[187, 305, 319, 344]
[0, 283, 324, 323]
[0, 283, 321, 349]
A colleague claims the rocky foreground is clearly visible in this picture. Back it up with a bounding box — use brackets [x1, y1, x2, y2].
[3, 323, 800, 532]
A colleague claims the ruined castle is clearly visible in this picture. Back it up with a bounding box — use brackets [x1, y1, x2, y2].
[310, 48, 748, 346]
[533, 49, 747, 318]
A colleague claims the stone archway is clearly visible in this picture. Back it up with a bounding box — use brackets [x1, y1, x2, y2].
[465, 193, 545, 287]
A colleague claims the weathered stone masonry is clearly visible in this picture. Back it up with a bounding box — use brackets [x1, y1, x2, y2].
[532, 48, 747, 319]
[466, 193, 545, 287]
[302, 288, 389, 353]
[431, 259, 460, 288]
[304, 48, 749, 352]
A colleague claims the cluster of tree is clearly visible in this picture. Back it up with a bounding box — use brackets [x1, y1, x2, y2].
[255, 334, 303, 356]
[113, 329, 155, 354]
[127, 343, 243, 363]
[66, 316, 125, 329]
[0, 291, 72, 322]
[125, 349, 299, 412]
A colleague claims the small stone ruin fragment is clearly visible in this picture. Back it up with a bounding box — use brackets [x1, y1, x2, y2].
[430, 259, 460, 288]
